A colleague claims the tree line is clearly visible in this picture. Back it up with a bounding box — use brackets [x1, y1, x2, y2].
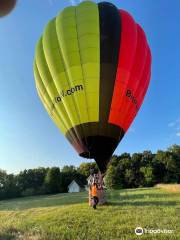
[105, 144, 180, 188]
[0, 163, 97, 200]
[0, 145, 179, 200]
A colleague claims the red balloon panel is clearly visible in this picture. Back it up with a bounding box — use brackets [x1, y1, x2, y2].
[109, 10, 152, 132]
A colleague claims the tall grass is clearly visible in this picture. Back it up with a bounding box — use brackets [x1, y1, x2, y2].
[156, 184, 180, 193]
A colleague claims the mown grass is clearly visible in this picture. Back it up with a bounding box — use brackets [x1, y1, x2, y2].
[0, 187, 179, 240]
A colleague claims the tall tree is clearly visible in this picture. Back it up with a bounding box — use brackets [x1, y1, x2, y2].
[44, 167, 61, 194]
[78, 162, 98, 177]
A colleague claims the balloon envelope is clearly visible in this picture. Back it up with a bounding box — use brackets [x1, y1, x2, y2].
[34, 1, 151, 172]
[0, 0, 17, 17]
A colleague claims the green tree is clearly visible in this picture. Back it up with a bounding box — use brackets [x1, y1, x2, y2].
[17, 167, 48, 195]
[61, 165, 76, 173]
[168, 144, 180, 154]
[105, 159, 129, 189]
[3, 174, 20, 199]
[141, 151, 154, 166]
[140, 166, 154, 187]
[0, 171, 20, 200]
[153, 149, 179, 183]
[168, 145, 180, 182]
[131, 153, 144, 187]
[124, 169, 136, 188]
[104, 165, 118, 189]
[44, 167, 61, 194]
[0, 169, 8, 199]
[78, 162, 98, 177]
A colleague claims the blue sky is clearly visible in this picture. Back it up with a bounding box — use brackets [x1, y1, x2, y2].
[0, 0, 180, 173]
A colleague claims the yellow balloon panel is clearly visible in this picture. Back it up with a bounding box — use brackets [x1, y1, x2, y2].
[34, 1, 100, 135]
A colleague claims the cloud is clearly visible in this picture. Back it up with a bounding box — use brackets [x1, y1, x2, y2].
[70, 0, 76, 5]
[168, 118, 180, 137]
[168, 122, 175, 127]
[175, 125, 180, 131]
[168, 118, 180, 127]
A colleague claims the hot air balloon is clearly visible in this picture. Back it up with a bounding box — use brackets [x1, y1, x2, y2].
[34, 1, 151, 173]
[0, 0, 17, 17]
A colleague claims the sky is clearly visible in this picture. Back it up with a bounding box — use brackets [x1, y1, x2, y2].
[0, 0, 180, 173]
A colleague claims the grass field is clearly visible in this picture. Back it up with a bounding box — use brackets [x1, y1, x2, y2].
[0, 187, 179, 240]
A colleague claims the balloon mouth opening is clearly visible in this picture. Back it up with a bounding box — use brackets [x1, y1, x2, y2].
[79, 152, 93, 159]
[79, 152, 110, 173]
[77, 135, 121, 172]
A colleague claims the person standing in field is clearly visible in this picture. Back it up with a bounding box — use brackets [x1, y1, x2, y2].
[91, 182, 99, 209]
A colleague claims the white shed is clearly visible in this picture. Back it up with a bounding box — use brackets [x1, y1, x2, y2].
[68, 180, 84, 193]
